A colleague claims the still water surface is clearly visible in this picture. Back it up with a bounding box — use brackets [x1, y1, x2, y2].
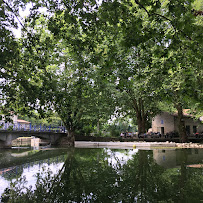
[0, 147, 203, 202]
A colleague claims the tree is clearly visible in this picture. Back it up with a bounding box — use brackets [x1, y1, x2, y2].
[111, 45, 163, 134]
[1, 0, 202, 142]
[0, 0, 21, 118]
[99, 0, 203, 139]
[159, 0, 203, 142]
[14, 6, 117, 140]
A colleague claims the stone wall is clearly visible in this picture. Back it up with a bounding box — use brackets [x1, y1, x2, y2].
[152, 112, 175, 134]
[75, 135, 119, 142]
[182, 117, 203, 134]
[152, 112, 203, 134]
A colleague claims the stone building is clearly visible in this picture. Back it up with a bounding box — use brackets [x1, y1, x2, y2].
[0, 114, 30, 130]
[16, 119, 31, 129]
[152, 110, 203, 135]
[0, 114, 18, 126]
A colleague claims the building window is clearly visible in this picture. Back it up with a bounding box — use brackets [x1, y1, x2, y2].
[193, 126, 197, 133]
[161, 120, 164, 124]
[187, 149, 192, 154]
[195, 149, 198, 154]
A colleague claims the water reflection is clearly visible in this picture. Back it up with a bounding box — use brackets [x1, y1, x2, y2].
[1, 148, 203, 202]
[153, 148, 203, 168]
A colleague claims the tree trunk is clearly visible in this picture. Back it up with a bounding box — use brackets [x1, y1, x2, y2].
[134, 99, 146, 135]
[67, 130, 75, 146]
[57, 128, 75, 147]
[141, 99, 146, 133]
[178, 149, 187, 202]
[57, 116, 75, 147]
[141, 120, 146, 134]
[97, 119, 100, 134]
[137, 114, 143, 134]
[176, 103, 188, 143]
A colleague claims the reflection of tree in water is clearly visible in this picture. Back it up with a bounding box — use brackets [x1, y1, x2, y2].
[120, 150, 170, 202]
[1, 166, 23, 181]
[1, 149, 203, 202]
[168, 149, 203, 203]
[57, 148, 121, 202]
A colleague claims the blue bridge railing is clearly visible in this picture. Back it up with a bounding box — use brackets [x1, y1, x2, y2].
[0, 122, 66, 133]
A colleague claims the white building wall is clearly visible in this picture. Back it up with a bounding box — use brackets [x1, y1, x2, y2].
[153, 149, 177, 168]
[152, 112, 203, 134]
[13, 115, 18, 124]
[152, 112, 175, 134]
[154, 149, 203, 168]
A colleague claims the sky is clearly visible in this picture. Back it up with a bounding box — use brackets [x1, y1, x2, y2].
[12, 3, 46, 38]
[12, 1, 102, 38]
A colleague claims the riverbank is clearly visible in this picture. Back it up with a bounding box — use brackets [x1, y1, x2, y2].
[75, 134, 203, 143]
[75, 141, 203, 149]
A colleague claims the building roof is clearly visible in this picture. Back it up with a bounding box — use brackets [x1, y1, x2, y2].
[170, 109, 203, 122]
[171, 109, 193, 117]
[17, 119, 31, 124]
[173, 109, 192, 117]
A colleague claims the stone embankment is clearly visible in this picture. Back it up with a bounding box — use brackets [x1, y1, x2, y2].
[75, 141, 203, 149]
[176, 142, 203, 148]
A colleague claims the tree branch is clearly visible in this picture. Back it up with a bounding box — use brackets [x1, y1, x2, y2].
[134, 0, 150, 16]
[134, 0, 192, 41]
[2, 0, 27, 32]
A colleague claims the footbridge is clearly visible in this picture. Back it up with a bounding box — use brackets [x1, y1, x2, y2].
[0, 124, 67, 148]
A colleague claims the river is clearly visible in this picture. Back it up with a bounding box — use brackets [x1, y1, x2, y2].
[0, 145, 203, 202]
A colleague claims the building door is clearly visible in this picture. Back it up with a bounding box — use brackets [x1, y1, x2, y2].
[186, 125, 190, 135]
[161, 127, 164, 135]
[193, 126, 197, 133]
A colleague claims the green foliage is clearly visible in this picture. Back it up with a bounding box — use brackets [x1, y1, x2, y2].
[108, 125, 120, 137]
[18, 113, 62, 126]
[192, 0, 203, 10]
[158, 101, 177, 113]
[1, 0, 202, 138]
[102, 116, 138, 137]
